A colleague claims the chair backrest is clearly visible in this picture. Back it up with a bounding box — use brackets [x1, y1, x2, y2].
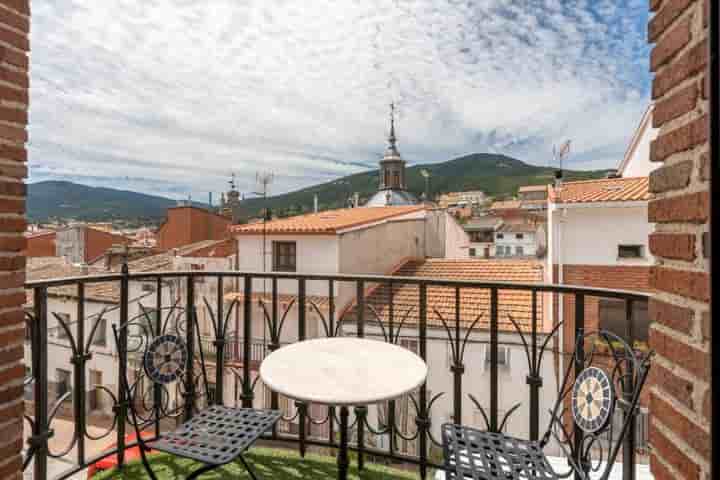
[111, 303, 213, 440]
[541, 329, 653, 480]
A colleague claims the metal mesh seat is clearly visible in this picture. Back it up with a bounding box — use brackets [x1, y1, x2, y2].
[442, 424, 558, 480]
[150, 406, 281, 465]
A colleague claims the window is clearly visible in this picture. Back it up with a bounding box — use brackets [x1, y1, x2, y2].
[92, 317, 107, 347]
[496, 246, 504, 257]
[497, 233, 504, 239]
[485, 345, 510, 368]
[399, 338, 418, 353]
[505, 246, 512, 255]
[618, 245, 644, 258]
[272, 241, 296, 272]
[598, 298, 649, 344]
[516, 233, 524, 239]
[56, 369, 71, 400]
[141, 283, 155, 293]
[469, 248, 476, 257]
[515, 246, 524, 256]
[54, 313, 71, 340]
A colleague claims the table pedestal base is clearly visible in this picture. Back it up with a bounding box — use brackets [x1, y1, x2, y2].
[338, 406, 349, 480]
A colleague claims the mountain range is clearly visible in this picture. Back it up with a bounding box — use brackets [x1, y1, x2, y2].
[27, 153, 611, 223]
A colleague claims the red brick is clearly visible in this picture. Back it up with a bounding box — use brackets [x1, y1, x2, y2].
[702, 389, 710, 419]
[0, 235, 24, 252]
[699, 151, 709, 180]
[0, 85, 27, 105]
[649, 0, 693, 42]
[649, 297, 694, 334]
[0, 455, 21, 479]
[0, 437, 21, 463]
[0, 45, 27, 70]
[0, 291, 24, 306]
[0, 1, 29, 16]
[0, 145, 25, 163]
[651, 266, 710, 302]
[650, 327, 709, 378]
[649, 159, 693, 192]
[653, 83, 698, 126]
[650, 423, 701, 479]
[0, 123, 26, 143]
[650, 0, 664, 12]
[0, 105, 25, 125]
[649, 232, 696, 260]
[650, 114, 708, 161]
[0, 310, 22, 328]
[651, 17, 692, 71]
[0, 181, 24, 197]
[650, 454, 678, 480]
[701, 310, 709, 342]
[653, 39, 708, 99]
[0, 255, 23, 270]
[0, 217, 24, 232]
[650, 362, 695, 409]
[0, 199, 23, 215]
[0, 163, 26, 180]
[0, 25, 27, 52]
[0, 384, 21, 404]
[0, 64, 27, 89]
[0, 7, 29, 34]
[648, 191, 709, 223]
[651, 392, 710, 460]
[0, 271, 22, 289]
[0, 364, 22, 386]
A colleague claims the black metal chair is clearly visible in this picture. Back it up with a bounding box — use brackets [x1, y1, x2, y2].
[112, 305, 280, 480]
[442, 330, 653, 480]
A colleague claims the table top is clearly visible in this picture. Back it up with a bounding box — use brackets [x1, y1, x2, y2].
[259, 337, 428, 406]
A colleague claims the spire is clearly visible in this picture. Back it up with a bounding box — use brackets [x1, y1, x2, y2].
[387, 102, 398, 154]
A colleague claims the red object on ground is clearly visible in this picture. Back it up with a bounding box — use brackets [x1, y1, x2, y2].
[87, 431, 155, 478]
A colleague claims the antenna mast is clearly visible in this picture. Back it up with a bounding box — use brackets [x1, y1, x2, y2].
[255, 171, 275, 274]
[553, 140, 571, 187]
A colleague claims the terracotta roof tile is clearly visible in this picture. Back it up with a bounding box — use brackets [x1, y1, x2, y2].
[489, 200, 522, 210]
[231, 206, 425, 235]
[518, 185, 550, 193]
[349, 259, 544, 333]
[551, 177, 649, 204]
[224, 292, 331, 311]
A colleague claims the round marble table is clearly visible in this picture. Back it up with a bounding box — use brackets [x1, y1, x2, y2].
[260, 337, 428, 479]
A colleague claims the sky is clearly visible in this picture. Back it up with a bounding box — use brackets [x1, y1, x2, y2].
[29, 0, 652, 201]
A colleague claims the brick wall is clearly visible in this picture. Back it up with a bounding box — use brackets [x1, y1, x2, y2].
[156, 206, 230, 251]
[25, 232, 55, 257]
[0, 1, 28, 479]
[83, 227, 131, 263]
[646, 0, 710, 478]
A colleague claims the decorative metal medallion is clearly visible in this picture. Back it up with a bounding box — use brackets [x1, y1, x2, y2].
[571, 366, 614, 433]
[144, 334, 188, 384]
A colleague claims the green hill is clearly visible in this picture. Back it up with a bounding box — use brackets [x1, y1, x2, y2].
[239, 153, 611, 218]
[26, 181, 207, 224]
[27, 154, 610, 223]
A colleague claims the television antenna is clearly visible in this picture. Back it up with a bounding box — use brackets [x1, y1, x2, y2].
[253, 171, 274, 349]
[420, 169, 431, 201]
[553, 140, 571, 172]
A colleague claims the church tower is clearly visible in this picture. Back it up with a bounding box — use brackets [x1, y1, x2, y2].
[365, 103, 418, 207]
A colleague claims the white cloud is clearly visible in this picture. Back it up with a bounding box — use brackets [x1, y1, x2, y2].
[29, 0, 651, 199]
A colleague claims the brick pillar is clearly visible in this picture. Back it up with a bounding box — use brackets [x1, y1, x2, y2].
[646, 0, 711, 479]
[0, 1, 28, 479]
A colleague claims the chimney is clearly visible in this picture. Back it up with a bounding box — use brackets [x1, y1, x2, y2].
[554, 169, 563, 189]
[173, 248, 179, 257]
[209, 192, 213, 207]
[354, 192, 360, 208]
[314, 194, 318, 213]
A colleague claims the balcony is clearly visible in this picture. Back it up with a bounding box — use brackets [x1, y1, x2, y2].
[22, 270, 650, 479]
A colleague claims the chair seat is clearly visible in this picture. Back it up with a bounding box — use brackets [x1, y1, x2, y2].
[442, 424, 559, 480]
[149, 406, 281, 465]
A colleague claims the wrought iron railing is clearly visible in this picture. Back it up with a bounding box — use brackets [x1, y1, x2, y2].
[22, 270, 650, 480]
